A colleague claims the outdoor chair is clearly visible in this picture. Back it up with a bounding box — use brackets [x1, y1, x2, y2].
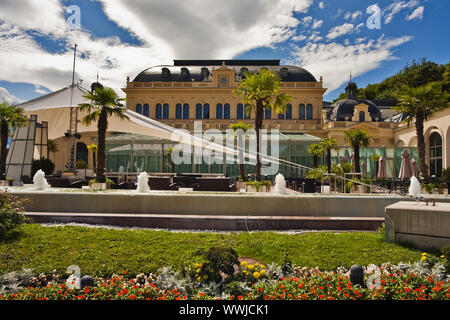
[148, 176, 177, 190]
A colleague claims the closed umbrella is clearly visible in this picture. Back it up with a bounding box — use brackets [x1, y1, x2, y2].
[377, 156, 386, 179]
[410, 158, 418, 177]
[398, 148, 413, 180]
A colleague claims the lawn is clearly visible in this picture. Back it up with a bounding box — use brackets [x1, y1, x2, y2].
[0, 224, 427, 277]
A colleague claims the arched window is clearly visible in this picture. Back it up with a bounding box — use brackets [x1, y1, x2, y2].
[265, 107, 271, 119]
[196, 103, 203, 119]
[306, 104, 313, 120]
[286, 104, 292, 119]
[183, 103, 189, 119]
[237, 103, 244, 119]
[180, 67, 190, 80]
[429, 132, 443, 178]
[163, 104, 169, 119]
[136, 104, 142, 114]
[299, 104, 305, 120]
[359, 111, 365, 122]
[143, 104, 149, 117]
[76, 142, 89, 164]
[203, 104, 210, 119]
[161, 67, 170, 81]
[224, 103, 230, 119]
[176, 103, 182, 119]
[155, 104, 162, 119]
[216, 104, 223, 119]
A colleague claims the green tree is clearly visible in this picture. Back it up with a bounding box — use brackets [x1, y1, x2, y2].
[393, 82, 449, 178]
[0, 102, 28, 180]
[320, 137, 337, 173]
[234, 69, 292, 181]
[307, 143, 324, 168]
[344, 129, 372, 173]
[79, 88, 128, 183]
[229, 121, 251, 181]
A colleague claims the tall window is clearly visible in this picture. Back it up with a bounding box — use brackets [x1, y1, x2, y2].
[136, 103, 142, 114]
[286, 104, 292, 119]
[265, 107, 271, 119]
[237, 103, 244, 119]
[163, 104, 169, 119]
[183, 103, 189, 119]
[306, 104, 313, 120]
[429, 132, 443, 178]
[299, 104, 305, 120]
[155, 103, 162, 119]
[203, 104, 210, 119]
[176, 103, 182, 119]
[224, 103, 230, 119]
[196, 103, 203, 119]
[278, 111, 284, 120]
[143, 104, 149, 117]
[359, 111, 365, 122]
[216, 103, 223, 119]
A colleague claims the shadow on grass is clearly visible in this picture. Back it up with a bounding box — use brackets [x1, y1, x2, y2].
[0, 228, 26, 244]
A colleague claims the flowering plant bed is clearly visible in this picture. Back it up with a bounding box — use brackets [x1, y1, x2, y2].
[1, 258, 449, 300]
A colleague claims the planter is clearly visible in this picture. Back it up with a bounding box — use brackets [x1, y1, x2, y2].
[321, 185, 330, 194]
[0, 180, 13, 187]
[89, 183, 110, 190]
[236, 181, 247, 192]
[246, 185, 257, 193]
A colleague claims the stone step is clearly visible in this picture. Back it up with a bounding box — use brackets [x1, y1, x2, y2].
[25, 212, 384, 231]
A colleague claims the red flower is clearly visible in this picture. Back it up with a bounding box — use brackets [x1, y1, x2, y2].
[129, 295, 136, 300]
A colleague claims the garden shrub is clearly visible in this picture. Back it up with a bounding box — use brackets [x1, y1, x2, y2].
[31, 157, 55, 176]
[0, 192, 26, 238]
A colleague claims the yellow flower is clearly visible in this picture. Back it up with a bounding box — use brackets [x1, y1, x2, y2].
[422, 252, 427, 256]
[240, 261, 247, 267]
[260, 265, 265, 269]
[197, 277, 202, 282]
[253, 272, 260, 279]
[440, 255, 445, 259]
[204, 275, 208, 280]
[247, 265, 254, 270]
[260, 270, 266, 276]
[421, 256, 427, 261]
[210, 269, 214, 273]
[243, 270, 248, 275]
[196, 268, 201, 273]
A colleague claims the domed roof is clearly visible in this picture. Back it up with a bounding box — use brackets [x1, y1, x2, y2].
[330, 82, 382, 121]
[132, 60, 317, 83]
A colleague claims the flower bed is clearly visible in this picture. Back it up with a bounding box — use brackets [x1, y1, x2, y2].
[1, 258, 449, 300]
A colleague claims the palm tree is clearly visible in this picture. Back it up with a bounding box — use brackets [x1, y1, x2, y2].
[87, 144, 98, 173]
[344, 129, 372, 173]
[0, 102, 28, 179]
[393, 82, 449, 179]
[319, 137, 337, 173]
[79, 87, 128, 183]
[234, 69, 292, 181]
[307, 143, 324, 168]
[229, 121, 251, 181]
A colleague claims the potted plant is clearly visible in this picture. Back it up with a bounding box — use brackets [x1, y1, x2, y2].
[422, 183, 434, 194]
[442, 167, 450, 194]
[236, 177, 247, 191]
[89, 177, 115, 190]
[246, 180, 263, 193]
[261, 180, 273, 192]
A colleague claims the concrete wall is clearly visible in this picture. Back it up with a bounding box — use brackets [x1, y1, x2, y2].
[12, 191, 410, 217]
[385, 201, 450, 250]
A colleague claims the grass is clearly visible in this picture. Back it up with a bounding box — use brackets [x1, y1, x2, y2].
[0, 224, 427, 277]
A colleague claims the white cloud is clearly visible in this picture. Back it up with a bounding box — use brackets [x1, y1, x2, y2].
[292, 34, 307, 41]
[289, 35, 413, 94]
[312, 19, 323, 29]
[384, 0, 419, 24]
[0, 0, 316, 99]
[319, 2, 324, 9]
[406, 6, 424, 20]
[326, 23, 354, 40]
[307, 31, 323, 43]
[0, 87, 20, 104]
[351, 11, 362, 21]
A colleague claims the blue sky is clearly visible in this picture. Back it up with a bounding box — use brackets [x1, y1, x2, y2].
[0, 0, 448, 105]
